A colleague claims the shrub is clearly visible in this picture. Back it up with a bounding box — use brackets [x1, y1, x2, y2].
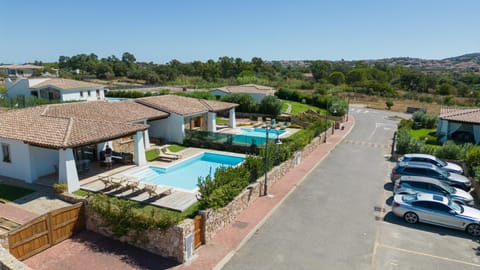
[434, 141, 462, 160]
[466, 147, 480, 171]
[386, 99, 394, 110]
[53, 183, 68, 193]
[395, 128, 411, 155]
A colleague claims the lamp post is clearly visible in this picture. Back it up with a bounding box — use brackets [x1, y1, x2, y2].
[324, 101, 328, 143]
[263, 122, 282, 197]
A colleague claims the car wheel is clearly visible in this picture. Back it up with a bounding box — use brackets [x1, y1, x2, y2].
[404, 212, 418, 224]
[466, 224, 480, 236]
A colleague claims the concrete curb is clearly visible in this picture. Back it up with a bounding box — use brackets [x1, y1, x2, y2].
[213, 117, 356, 270]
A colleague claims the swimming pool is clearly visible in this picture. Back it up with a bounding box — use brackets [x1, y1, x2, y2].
[126, 152, 245, 192]
[232, 127, 286, 145]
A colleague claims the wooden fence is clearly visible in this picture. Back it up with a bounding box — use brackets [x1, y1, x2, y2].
[7, 202, 85, 261]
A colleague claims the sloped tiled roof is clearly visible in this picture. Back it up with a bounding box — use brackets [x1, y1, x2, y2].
[0, 106, 147, 149]
[439, 107, 480, 124]
[212, 84, 276, 95]
[30, 78, 103, 90]
[136, 95, 237, 115]
[43, 100, 168, 122]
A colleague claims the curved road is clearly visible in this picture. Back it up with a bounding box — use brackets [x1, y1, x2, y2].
[223, 107, 480, 270]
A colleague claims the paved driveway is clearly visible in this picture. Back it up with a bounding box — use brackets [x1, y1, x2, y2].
[223, 106, 480, 270]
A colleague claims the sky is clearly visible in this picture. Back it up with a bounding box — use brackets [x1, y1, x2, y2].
[1, 0, 480, 64]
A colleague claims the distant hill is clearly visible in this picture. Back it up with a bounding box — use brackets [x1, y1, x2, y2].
[272, 53, 480, 73]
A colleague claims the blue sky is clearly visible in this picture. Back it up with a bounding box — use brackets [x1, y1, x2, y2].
[1, 0, 479, 64]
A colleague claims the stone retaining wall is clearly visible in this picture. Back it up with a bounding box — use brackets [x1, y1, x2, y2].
[85, 208, 194, 263]
[202, 129, 328, 242]
[0, 246, 31, 270]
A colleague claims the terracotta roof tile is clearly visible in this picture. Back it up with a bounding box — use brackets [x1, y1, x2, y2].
[30, 78, 103, 90]
[439, 107, 480, 124]
[43, 100, 168, 122]
[213, 84, 276, 94]
[136, 95, 237, 115]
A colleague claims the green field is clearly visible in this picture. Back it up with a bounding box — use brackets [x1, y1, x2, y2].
[281, 100, 324, 115]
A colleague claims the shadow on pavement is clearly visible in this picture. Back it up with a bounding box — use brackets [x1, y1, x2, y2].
[70, 230, 180, 270]
[384, 182, 393, 192]
[385, 195, 393, 206]
[383, 211, 477, 241]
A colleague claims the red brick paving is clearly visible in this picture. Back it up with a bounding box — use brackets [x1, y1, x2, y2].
[24, 230, 179, 270]
[0, 203, 37, 224]
[175, 117, 355, 270]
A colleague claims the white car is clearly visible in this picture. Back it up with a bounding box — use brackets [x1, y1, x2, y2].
[398, 153, 464, 175]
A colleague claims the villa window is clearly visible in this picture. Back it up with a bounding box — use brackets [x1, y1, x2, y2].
[80, 91, 83, 97]
[87, 90, 91, 96]
[96, 89, 100, 97]
[2, 144, 11, 163]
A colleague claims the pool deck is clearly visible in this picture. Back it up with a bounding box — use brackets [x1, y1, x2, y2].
[79, 147, 245, 212]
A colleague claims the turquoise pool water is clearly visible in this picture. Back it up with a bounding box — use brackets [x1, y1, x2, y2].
[127, 152, 244, 191]
[232, 128, 286, 145]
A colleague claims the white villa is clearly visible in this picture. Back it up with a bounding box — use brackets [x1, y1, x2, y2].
[0, 95, 237, 192]
[5, 78, 107, 101]
[209, 84, 276, 102]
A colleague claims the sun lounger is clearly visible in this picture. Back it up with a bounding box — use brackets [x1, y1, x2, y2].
[161, 147, 182, 159]
[155, 147, 179, 160]
[142, 183, 172, 198]
[109, 175, 126, 189]
[123, 176, 140, 192]
[98, 174, 110, 188]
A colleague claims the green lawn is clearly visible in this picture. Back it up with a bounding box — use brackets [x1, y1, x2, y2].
[0, 184, 35, 202]
[73, 189, 90, 197]
[281, 100, 324, 115]
[167, 144, 186, 152]
[410, 128, 440, 145]
[216, 117, 229, 125]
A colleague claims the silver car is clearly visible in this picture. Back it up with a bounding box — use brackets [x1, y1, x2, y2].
[399, 153, 464, 175]
[392, 193, 480, 236]
[393, 175, 474, 206]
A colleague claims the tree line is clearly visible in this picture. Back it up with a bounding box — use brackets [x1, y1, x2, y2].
[30, 52, 480, 105]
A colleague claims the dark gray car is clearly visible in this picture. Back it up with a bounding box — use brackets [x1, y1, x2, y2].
[391, 161, 471, 191]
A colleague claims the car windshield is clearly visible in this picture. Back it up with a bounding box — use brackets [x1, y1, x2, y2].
[449, 200, 463, 213]
[402, 194, 417, 202]
[434, 157, 447, 167]
[438, 181, 455, 194]
[436, 166, 450, 178]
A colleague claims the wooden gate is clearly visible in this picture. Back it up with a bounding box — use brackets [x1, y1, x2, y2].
[193, 215, 204, 249]
[7, 202, 85, 261]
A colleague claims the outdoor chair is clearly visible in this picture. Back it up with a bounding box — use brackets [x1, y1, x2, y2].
[98, 174, 110, 188]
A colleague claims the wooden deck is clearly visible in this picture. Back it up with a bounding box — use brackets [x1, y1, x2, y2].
[81, 179, 197, 212]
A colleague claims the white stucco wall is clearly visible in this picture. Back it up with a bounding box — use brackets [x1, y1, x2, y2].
[29, 145, 58, 180]
[149, 113, 185, 144]
[0, 138, 33, 182]
[61, 88, 105, 101]
[5, 78, 45, 98]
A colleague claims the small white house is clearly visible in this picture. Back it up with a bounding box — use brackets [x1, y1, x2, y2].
[209, 84, 276, 103]
[436, 107, 480, 144]
[5, 78, 106, 101]
[0, 64, 43, 78]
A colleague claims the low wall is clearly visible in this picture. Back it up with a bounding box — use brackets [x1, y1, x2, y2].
[85, 208, 194, 263]
[0, 246, 31, 270]
[202, 129, 327, 242]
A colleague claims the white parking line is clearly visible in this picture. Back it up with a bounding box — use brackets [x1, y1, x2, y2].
[378, 243, 480, 268]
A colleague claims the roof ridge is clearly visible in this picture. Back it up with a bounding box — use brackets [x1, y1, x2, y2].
[198, 99, 214, 111]
[62, 117, 74, 147]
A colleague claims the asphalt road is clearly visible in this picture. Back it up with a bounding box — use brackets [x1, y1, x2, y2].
[222, 106, 480, 270]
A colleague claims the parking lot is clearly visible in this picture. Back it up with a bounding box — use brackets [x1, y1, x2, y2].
[223, 107, 480, 270]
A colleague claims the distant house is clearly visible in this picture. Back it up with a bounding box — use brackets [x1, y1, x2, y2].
[209, 84, 276, 102]
[5, 78, 106, 101]
[0, 95, 237, 192]
[436, 107, 480, 144]
[0, 64, 43, 78]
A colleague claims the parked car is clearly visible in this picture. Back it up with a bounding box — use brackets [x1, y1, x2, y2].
[398, 153, 464, 175]
[390, 161, 471, 191]
[393, 176, 474, 206]
[392, 193, 480, 236]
